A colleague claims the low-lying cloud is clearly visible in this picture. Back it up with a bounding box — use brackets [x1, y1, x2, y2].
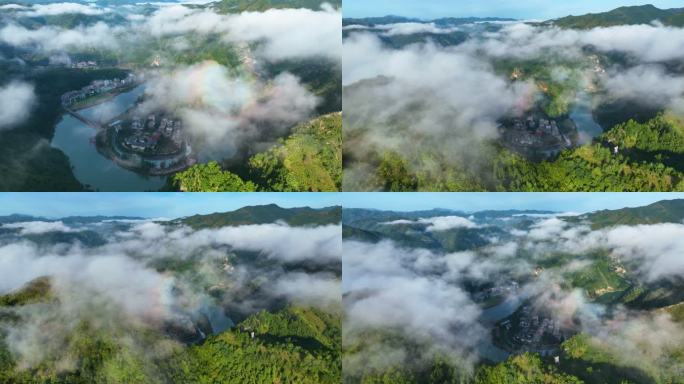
[0, 81, 36, 129]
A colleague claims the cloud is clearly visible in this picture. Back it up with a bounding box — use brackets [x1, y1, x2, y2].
[219, 5, 341, 61]
[0, 22, 120, 52]
[382, 215, 479, 231]
[0, 81, 36, 129]
[3, 221, 73, 235]
[601, 65, 684, 113]
[270, 272, 340, 308]
[138, 61, 318, 156]
[141, 4, 341, 61]
[342, 32, 535, 189]
[419, 216, 478, 231]
[462, 22, 684, 63]
[0, 218, 341, 370]
[22, 2, 106, 17]
[343, 240, 487, 374]
[376, 22, 460, 36]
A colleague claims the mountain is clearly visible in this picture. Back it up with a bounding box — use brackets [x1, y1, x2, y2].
[342, 15, 515, 27]
[552, 4, 684, 28]
[343, 15, 419, 27]
[583, 199, 684, 229]
[377, 31, 469, 49]
[212, 0, 340, 13]
[164, 306, 341, 383]
[178, 204, 341, 229]
[0, 214, 142, 224]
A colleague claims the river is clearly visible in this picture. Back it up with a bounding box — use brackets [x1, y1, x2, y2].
[570, 92, 604, 144]
[51, 85, 167, 191]
[475, 294, 527, 362]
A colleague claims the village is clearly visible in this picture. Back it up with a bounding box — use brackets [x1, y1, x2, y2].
[61, 73, 138, 108]
[499, 114, 574, 160]
[105, 112, 196, 175]
[494, 303, 571, 357]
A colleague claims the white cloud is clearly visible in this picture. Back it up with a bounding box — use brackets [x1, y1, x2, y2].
[3, 221, 73, 235]
[138, 61, 318, 154]
[0, 81, 35, 129]
[141, 4, 341, 61]
[0, 22, 120, 52]
[418, 216, 478, 231]
[23, 2, 106, 17]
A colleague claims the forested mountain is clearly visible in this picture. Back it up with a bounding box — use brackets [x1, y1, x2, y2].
[213, 0, 340, 13]
[178, 204, 341, 229]
[584, 199, 684, 228]
[552, 4, 684, 28]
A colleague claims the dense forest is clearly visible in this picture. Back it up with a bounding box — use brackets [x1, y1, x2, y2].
[366, 114, 684, 192]
[0, 280, 341, 384]
[173, 112, 342, 192]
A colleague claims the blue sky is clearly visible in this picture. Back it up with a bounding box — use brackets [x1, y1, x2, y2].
[343, 1, 684, 20]
[343, 193, 684, 213]
[0, 193, 341, 219]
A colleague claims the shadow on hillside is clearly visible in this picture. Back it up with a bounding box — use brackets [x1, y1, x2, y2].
[561, 357, 656, 384]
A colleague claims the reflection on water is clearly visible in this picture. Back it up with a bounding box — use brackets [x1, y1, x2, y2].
[476, 295, 527, 362]
[480, 296, 523, 324]
[570, 92, 604, 144]
[204, 306, 234, 334]
[51, 85, 166, 191]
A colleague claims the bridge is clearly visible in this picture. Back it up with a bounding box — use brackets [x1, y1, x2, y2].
[64, 108, 103, 130]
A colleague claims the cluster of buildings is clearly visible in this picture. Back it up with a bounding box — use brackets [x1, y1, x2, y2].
[500, 115, 573, 159]
[588, 55, 605, 74]
[500, 305, 565, 356]
[61, 73, 137, 107]
[474, 281, 519, 302]
[71, 60, 98, 69]
[122, 114, 184, 153]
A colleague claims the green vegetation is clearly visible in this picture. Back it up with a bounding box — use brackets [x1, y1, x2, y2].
[565, 256, 630, 299]
[585, 198, 684, 229]
[173, 161, 258, 192]
[363, 114, 684, 192]
[213, 0, 340, 13]
[0, 300, 340, 383]
[560, 333, 684, 384]
[0, 277, 51, 307]
[475, 354, 582, 384]
[166, 307, 341, 384]
[553, 4, 684, 28]
[174, 113, 341, 191]
[0, 68, 129, 191]
[249, 112, 342, 191]
[178, 204, 341, 229]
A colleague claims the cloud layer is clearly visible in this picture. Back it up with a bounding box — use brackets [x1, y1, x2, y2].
[0, 82, 36, 129]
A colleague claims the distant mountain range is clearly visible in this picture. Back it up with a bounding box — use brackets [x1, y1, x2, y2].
[0, 204, 341, 229]
[211, 0, 340, 13]
[0, 214, 143, 224]
[342, 15, 515, 27]
[551, 4, 684, 28]
[177, 204, 341, 229]
[343, 4, 684, 32]
[582, 199, 684, 229]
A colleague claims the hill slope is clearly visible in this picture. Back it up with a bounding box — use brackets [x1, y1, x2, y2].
[178, 204, 341, 229]
[553, 4, 684, 28]
[585, 199, 684, 229]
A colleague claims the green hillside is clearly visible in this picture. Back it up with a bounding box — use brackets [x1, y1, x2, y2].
[178, 204, 341, 229]
[166, 306, 341, 384]
[213, 0, 340, 13]
[249, 112, 342, 191]
[585, 199, 684, 229]
[173, 113, 342, 192]
[0, 279, 340, 384]
[553, 4, 684, 28]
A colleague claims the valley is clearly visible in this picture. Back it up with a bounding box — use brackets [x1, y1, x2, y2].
[342, 196, 684, 383]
